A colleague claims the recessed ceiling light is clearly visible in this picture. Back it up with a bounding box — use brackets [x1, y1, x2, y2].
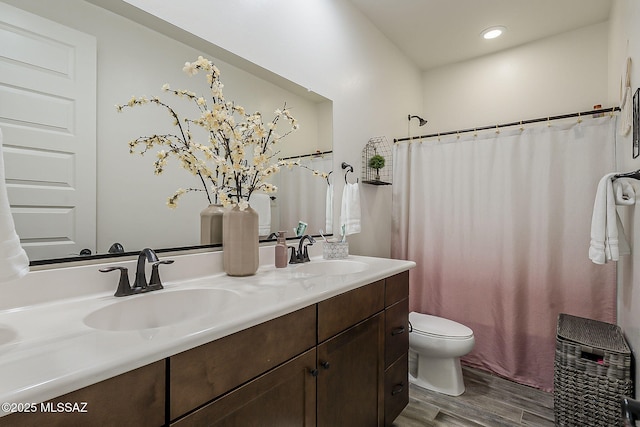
[481, 26, 506, 40]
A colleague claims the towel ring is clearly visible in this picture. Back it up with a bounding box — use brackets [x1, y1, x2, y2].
[341, 162, 358, 184]
[326, 170, 333, 186]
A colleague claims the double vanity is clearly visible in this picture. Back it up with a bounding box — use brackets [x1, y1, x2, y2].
[0, 246, 414, 426]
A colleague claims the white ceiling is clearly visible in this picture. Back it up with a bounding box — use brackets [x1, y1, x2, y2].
[347, 0, 613, 71]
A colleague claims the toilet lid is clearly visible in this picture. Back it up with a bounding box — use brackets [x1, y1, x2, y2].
[409, 312, 473, 339]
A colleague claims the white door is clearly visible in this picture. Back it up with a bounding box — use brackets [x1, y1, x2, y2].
[0, 3, 97, 260]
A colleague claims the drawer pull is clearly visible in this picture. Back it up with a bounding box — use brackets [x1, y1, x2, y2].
[391, 382, 405, 396]
[320, 361, 331, 369]
[310, 369, 319, 377]
[391, 326, 406, 336]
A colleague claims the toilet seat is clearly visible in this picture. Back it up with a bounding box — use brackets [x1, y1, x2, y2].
[410, 312, 473, 340]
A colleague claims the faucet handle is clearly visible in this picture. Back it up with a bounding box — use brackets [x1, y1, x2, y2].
[302, 245, 311, 262]
[288, 246, 300, 264]
[99, 266, 133, 297]
[148, 260, 174, 290]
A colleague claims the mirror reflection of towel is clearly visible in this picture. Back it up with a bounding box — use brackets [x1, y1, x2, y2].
[340, 183, 361, 236]
[0, 129, 29, 283]
[325, 184, 333, 234]
[249, 193, 271, 236]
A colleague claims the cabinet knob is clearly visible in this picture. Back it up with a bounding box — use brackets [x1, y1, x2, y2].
[391, 326, 406, 336]
[391, 382, 405, 396]
[320, 361, 331, 369]
[310, 369, 319, 377]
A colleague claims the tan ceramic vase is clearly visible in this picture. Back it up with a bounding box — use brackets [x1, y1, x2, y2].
[200, 204, 225, 245]
[222, 204, 259, 276]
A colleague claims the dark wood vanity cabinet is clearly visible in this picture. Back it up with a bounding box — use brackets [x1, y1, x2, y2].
[0, 271, 410, 427]
[173, 273, 409, 427]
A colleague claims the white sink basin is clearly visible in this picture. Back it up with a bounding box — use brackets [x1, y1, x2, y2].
[83, 289, 237, 331]
[294, 260, 369, 276]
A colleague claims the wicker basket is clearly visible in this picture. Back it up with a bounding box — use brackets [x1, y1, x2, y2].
[554, 313, 633, 427]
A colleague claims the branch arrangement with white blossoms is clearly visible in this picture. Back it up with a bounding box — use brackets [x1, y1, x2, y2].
[116, 56, 304, 210]
[280, 158, 330, 181]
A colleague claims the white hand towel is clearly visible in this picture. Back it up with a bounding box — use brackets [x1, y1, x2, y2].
[249, 193, 271, 236]
[0, 129, 29, 283]
[589, 173, 631, 264]
[325, 183, 333, 234]
[340, 182, 361, 236]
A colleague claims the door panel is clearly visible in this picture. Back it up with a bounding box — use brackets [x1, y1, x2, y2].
[0, 3, 97, 259]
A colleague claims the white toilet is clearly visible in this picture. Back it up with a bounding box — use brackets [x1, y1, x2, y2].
[408, 311, 475, 396]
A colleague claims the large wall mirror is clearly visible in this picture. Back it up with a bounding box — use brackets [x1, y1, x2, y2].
[1, 0, 333, 265]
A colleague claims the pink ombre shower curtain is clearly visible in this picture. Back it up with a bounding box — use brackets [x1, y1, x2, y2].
[391, 117, 617, 391]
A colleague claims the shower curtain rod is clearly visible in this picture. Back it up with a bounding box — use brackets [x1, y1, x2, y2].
[279, 150, 332, 161]
[393, 106, 620, 143]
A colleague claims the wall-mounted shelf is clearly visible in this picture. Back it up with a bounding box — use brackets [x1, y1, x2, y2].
[362, 136, 392, 185]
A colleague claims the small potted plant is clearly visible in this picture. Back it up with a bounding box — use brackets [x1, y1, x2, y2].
[368, 154, 386, 181]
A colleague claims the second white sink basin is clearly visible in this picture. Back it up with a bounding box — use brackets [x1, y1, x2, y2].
[84, 289, 237, 331]
[294, 260, 369, 276]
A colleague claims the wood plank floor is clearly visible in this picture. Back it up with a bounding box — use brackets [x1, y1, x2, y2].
[392, 366, 555, 426]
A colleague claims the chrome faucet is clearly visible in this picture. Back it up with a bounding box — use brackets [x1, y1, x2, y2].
[99, 248, 174, 297]
[290, 235, 315, 264]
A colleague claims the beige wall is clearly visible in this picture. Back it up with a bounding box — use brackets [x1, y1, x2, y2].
[422, 23, 609, 133]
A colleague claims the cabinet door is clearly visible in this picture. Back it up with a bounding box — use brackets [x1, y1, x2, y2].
[172, 349, 316, 427]
[317, 313, 384, 427]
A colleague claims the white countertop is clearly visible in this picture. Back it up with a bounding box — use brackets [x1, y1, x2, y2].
[0, 248, 414, 414]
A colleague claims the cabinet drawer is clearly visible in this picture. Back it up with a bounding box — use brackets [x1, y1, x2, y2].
[384, 353, 409, 427]
[385, 271, 409, 307]
[170, 305, 316, 420]
[318, 280, 385, 343]
[172, 349, 317, 427]
[0, 361, 165, 427]
[385, 297, 409, 368]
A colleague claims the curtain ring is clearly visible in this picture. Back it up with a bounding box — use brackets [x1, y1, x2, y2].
[519, 120, 524, 131]
[495, 125, 500, 134]
[577, 112, 582, 123]
[473, 128, 478, 137]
